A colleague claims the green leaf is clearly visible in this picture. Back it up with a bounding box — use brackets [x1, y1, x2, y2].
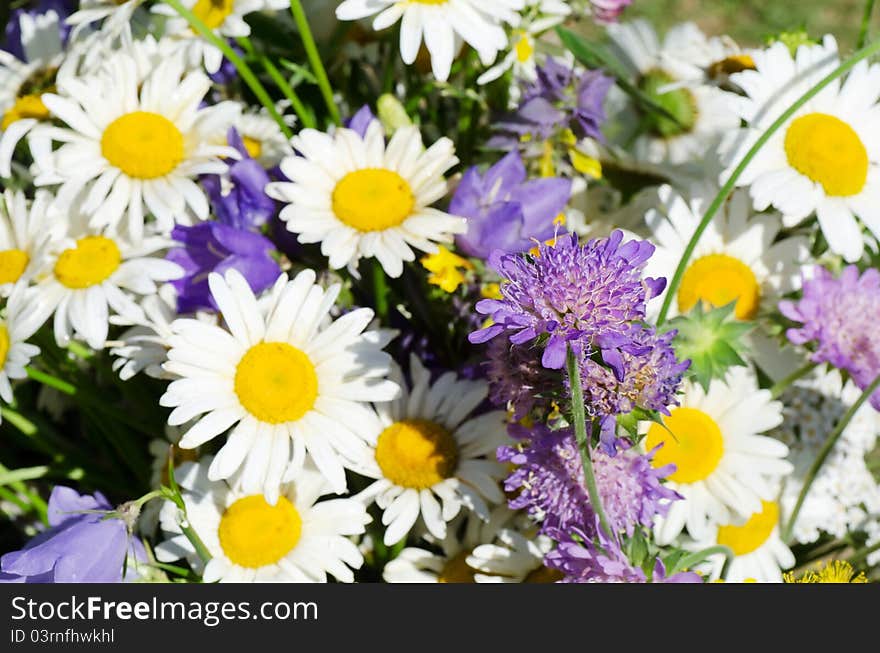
[0, 465, 49, 487]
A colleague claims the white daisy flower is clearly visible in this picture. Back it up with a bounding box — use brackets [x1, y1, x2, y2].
[35, 52, 239, 242]
[353, 354, 508, 546]
[467, 527, 560, 583]
[160, 268, 400, 502]
[335, 0, 524, 82]
[606, 20, 741, 166]
[688, 500, 795, 583]
[156, 457, 371, 582]
[0, 283, 44, 409]
[152, 0, 267, 74]
[723, 36, 880, 262]
[643, 185, 808, 321]
[66, 0, 146, 38]
[232, 110, 294, 168]
[0, 190, 64, 296]
[266, 121, 466, 278]
[643, 365, 792, 544]
[19, 216, 184, 350]
[109, 283, 178, 381]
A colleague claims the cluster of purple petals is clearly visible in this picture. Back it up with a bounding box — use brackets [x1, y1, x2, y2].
[450, 151, 571, 260]
[470, 230, 666, 370]
[484, 337, 559, 420]
[498, 424, 678, 539]
[169, 128, 280, 312]
[0, 487, 143, 583]
[346, 104, 377, 138]
[779, 265, 880, 410]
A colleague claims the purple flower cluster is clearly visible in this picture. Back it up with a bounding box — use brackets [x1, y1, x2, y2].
[484, 337, 559, 420]
[450, 152, 571, 259]
[780, 265, 880, 409]
[498, 424, 678, 539]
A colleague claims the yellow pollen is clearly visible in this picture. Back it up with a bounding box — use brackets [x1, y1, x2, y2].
[514, 31, 534, 63]
[784, 113, 868, 196]
[191, 0, 235, 29]
[569, 148, 602, 178]
[0, 249, 29, 285]
[437, 550, 477, 583]
[234, 342, 317, 424]
[332, 169, 415, 232]
[420, 246, 473, 293]
[54, 236, 121, 289]
[375, 419, 458, 489]
[708, 54, 756, 78]
[242, 135, 263, 159]
[1, 94, 51, 130]
[784, 560, 867, 584]
[524, 566, 564, 583]
[646, 407, 724, 484]
[410, 0, 449, 4]
[716, 501, 778, 556]
[0, 324, 9, 368]
[218, 495, 302, 568]
[101, 111, 184, 179]
[678, 254, 761, 319]
[480, 283, 502, 299]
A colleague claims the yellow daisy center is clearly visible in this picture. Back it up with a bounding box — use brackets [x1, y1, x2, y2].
[192, 0, 235, 29]
[1, 94, 51, 130]
[331, 169, 415, 232]
[234, 342, 318, 424]
[54, 236, 121, 289]
[242, 135, 263, 159]
[0, 249, 29, 285]
[375, 419, 458, 489]
[784, 113, 868, 197]
[101, 111, 184, 179]
[411, 0, 449, 4]
[784, 560, 867, 584]
[646, 407, 724, 484]
[514, 31, 534, 63]
[438, 550, 476, 583]
[677, 254, 761, 319]
[0, 324, 10, 368]
[708, 54, 756, 78]
[218, 495, 302, 568]
[716, 501, 778, 556]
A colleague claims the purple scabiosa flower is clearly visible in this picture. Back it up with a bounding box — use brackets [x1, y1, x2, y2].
[498, 425, 678, 538]
[346, 104, 377, 139]
[484, 337, 559, 420]
[469, 230, 665, 370]
[167, 222, 281, 313]
[780, 265, 880, 410]
[0, 487, 144, 583]
[450, 151, 572, 259]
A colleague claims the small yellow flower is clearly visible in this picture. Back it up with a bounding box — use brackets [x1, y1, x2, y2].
[480, 283, 502, 300]
[784, 560, 867, 584]
[569, 148, 602, 179]
[420, 246, 473, 293]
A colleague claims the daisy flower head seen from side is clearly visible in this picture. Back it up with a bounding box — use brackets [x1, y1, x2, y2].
[0, 189, 64, 297]
[266, 120, 466, 278]
[643, 365, 792, 544]
[723, 35, 880, 262]
[335, 0, 523, 82]
[156, 457, 371, 582]
[160, 269, 400, 503]
[0, 283, 44, 410]
[36, 50, 239, 242]
[354, 354, 508, 546]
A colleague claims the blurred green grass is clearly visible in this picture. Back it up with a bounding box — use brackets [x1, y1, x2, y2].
[592, 0, 866, 51]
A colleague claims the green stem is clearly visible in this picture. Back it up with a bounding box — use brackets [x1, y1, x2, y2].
[260, 55, 315, 129]
[163, 0, 292, 139]
[26, 367, 76, 395]
[848, 540, 880, 566]
[289, 0, 340, 125]
[676, 545, 734, 581]
[769, 362, 818, 399]
[783, 373, 880, 542]
[66, 340, 93, 360]
[860, 0, 877, 49]
[656, 36, 880, 326]
[565, 345, 612, 539]
[0, 462, 48, 523]
[181, 521, 213, 566]
[372, 259, 389, 321]
[1, 407, 37, 436]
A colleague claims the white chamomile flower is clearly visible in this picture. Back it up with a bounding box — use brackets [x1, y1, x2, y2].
[354, 354, 507, 546]
[382, 508, 514, 583]
[36, 52, 239, 242]
[0, 190, 63, 296]
[160, 269, 400, 503]
[66, 0, 147, 38]
[643, 185, 808, 321]
[0, 283, 44, 409]
[152, 0, 267, 74]
[109, 283, 178, 381]
[156, 457, 371, 582]
[19, 218, 184, 350]
[688, 500, 795, 583]
[467, 527, 560, 583]
[723, 36, 880, 262]
[266, 121, 466, 278]
[232, 110, 294, 168]
[606, 20, 741, 167]
[335, 0, 523, 82]
[643, 365, 792, 544]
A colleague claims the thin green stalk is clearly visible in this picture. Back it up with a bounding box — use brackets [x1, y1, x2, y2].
[0, 462, 48, 522]
[26, 367, 76, 395]
[849, 540, 880, 566]
[676, 545, 734, 581]
[769, 362, 818, 399]
[289, 0, 340, 124]
[1, 407, 37, 436]
[0, 486, 29, 512]
[181, 522, 213, 565]
[656, 36, 880, 326]
[566, 346, 612, 538]
[859, 0, 877, 49]
[260, 55, 315, 129]
[163, 0, 292, 138]
[372, 259, 389, 321]
[783, 373, 880, 542]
